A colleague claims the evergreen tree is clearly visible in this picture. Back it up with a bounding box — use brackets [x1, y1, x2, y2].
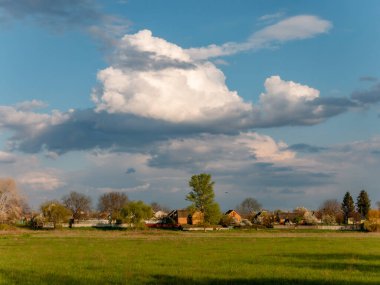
[341, 192, 355, 224]
[356, 190, 371, 219]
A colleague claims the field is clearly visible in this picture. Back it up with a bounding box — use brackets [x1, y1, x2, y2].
[1, 229, 380, 285]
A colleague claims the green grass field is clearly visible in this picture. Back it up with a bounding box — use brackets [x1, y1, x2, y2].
[0, 229, 379, 284]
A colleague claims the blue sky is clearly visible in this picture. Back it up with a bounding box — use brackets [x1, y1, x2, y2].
[0, 0, 379, 211]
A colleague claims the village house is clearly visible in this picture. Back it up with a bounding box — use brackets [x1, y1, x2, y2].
[225, 210, 242, 224]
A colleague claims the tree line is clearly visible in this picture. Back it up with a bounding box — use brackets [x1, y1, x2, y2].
[1, 175, 379, 230]
[0, 178, 162, 229]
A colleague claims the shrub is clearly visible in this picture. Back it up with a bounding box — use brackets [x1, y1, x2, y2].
[363, 221, 380, 232]
[364, 210, 380, 232]
[219, 215, 234, 227]
[29, 215, 44, 230]
[304, 211, 319, 225]
[0, 224, 17, 231]
[322, 214, 336, 225]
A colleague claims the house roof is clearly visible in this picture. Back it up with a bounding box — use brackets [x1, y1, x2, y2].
[168, 209, 189, 218]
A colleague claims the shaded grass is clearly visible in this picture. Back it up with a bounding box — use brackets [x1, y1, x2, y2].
[0, 230, 379, 284]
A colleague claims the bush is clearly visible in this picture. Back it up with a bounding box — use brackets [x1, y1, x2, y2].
[363, 210, 380, 232]
[0, 224, 17, 231]
[363, 221, 380, 232]
[219, 215, 234, 227]
[304, 211, 319, 225]
[29, 215, 44, 230]
[322, 214, 336, 225]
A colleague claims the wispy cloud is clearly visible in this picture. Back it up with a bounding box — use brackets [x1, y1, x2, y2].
[359, 76, 378, 82]
[351, 82, 380, 104]
[186, 15, 332, 60]
[258, 12, 285, 22]
[0, 0, 129, 41]
[287, 143, 328, 154]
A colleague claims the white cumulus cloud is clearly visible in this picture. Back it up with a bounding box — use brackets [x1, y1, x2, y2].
[93, 30, 252, 123]
[253, 75, 325, 126]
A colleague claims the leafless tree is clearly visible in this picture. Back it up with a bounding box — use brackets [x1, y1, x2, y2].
[98, 192, 129, 220]
[62, 191, 92, 220]
[150, 202, 170, 213]
[236, 197, 262, 218]
[319, 199, 343, 224]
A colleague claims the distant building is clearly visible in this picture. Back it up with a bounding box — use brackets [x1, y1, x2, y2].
[225, 210, 242, 224]
[167, 209, 203, 225]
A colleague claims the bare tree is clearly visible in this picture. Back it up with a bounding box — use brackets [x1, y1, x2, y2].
[0, 178, 22, 223]
[98, 192, 129, 220]
[236, 197, 262, 218]
[319, 199, 343, 224]
[62, 191, 92, 220]
[150, 202, 170, 213]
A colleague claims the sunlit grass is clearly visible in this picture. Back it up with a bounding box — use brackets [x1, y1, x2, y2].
[0, 229, 379, 284]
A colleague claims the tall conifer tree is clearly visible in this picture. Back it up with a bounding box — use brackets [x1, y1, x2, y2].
[341, 192, 355, 224]
[356, 190, 371, 219]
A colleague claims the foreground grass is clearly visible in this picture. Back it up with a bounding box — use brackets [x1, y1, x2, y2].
[0, 229, 379, 284]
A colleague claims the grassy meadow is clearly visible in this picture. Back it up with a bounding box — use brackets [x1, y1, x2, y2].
[0, 229, 380, 284]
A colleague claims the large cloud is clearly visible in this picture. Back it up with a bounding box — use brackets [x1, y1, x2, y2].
[92, 27, 349, 128]
[93, 30, 252, 123]
[149, 132, 295, 171]
[2, 76, 354, 154]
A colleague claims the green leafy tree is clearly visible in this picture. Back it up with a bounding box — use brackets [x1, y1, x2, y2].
[40, 200, 71, 229]
[341, 192, 355, 224]
[186, 173, 221, 225]
[204, 202, 222, 225]
[62, 191, 92, 220]
[356, 190, 371, 219]
[121, 201, 153, 227]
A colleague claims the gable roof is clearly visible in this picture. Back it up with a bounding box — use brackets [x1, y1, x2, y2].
[168, 209, 189, 219]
